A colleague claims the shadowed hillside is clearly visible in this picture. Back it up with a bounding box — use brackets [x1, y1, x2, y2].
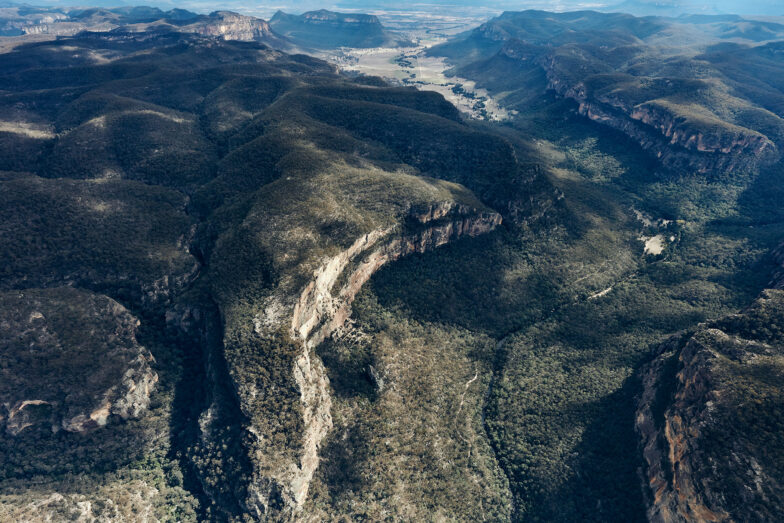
[0, 28, 555, 520]
[270, 9, 409, 49]
[1, 6, 783, 522]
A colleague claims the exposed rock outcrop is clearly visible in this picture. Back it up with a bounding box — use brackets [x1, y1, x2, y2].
[0, 480, 161, 522]
[636, 290, 784, 522]
[165, 300, 255, 519]
[545, 61, 777, 174]
[10, 9, 289, 49]
[0, 288, 157, 435]
[186, 11, 276, 42]
[298, 10, 383, 26]
[435, 12, 782, 176]
[242, 202, 502, 519]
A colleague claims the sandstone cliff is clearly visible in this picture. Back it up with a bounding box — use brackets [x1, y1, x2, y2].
[269, 9, 404, 49]
[544, 56, 778, 175]
[185, 12, 278, 43]
[12, 9, 290, 49]
[636, 290, 784, 522]
[239, 202, 501, 519]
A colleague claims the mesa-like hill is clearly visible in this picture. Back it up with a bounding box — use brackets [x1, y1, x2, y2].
[269, 9, 408, 49]
[0, 5, 411, 52]
[0, 28, 555, 520]
[0, 5, 292, 50]
[430, 10, 784, 174]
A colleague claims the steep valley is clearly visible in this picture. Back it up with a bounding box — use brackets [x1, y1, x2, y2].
[1, 7, 783, 523]
[0, 27, 554, 521]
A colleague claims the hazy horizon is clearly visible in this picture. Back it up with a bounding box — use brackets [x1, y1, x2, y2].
[10, 0, 784, 19]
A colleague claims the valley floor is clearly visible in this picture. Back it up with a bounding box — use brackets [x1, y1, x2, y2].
[318, 98, 784, 520]
[327, 44, 514, 121]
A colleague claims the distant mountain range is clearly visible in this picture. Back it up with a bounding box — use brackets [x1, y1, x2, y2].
[4, 0, 783, 17]
[430, 9, 784, 174]
[0, 4, 410, 50]
[1, 3, 783, 522]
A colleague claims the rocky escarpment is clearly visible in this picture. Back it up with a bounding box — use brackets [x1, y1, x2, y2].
[241, 202, 501, 519]
[9, 9, 288, 49]
[636, 290, 784, 522]
[0, 288, 157, 436]
[298, 10, 383, 26]
[545, 61, 777, 174]
[441, 13, 782, 176]
[164, 300, 255, 519]
[186, 12, 277, 42]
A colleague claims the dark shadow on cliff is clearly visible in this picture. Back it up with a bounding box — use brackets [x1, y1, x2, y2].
[163, 295, 255, 521]
[736, 161, 784, 226]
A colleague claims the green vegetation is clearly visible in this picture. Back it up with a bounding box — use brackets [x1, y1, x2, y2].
[269, 10, 404, 50]
[701, 291, 784, 518]
[1, 13, 783, 522]
[307, 291, 511, 521]
[355, 101, 784, 520]
[431, 10, 784, 176]
[0, 29, 555, 520]
[0, 288, 201, 520]
[0, 172, 196, 305]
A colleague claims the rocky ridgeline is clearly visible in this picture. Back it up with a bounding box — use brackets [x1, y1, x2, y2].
[241, 202, 502, 519]
[268, 8, 404, 49]
[544, 57, 777, 175]
[14, 9, 282, 45]
[636, 290, 784, 522]
[186, 12, 276, 42]
[298, 10, 382, 26]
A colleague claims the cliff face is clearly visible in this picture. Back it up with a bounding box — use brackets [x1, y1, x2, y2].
[636, 290, 784, 523]
[10, 9, 289, 49]
[0, 288, 157, 436]
[0, 28, 557, 519]
[573, 99, 769, 174]
[544, 59, 778, 175]
[432, 11, 783, 176]
[299, 10, 382, 26]
[188, 12, 276, 42]
[242, 202, 502, 519]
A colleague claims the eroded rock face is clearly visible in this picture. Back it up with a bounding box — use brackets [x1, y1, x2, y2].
[9, 9, 285, 48]
[188, 12, 275, 42]
[546, 68, 777, 174]
[242, 202, 502, 519]
[573, 97, 773, 174]
[0, 288, 157, 435]
[636, 290, 784, 523]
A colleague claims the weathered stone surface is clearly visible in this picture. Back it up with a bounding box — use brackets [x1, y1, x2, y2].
[0, 287, 157, 435]
[544, 61, 777, 174]
[242, 202, 502, 519]
[186, 11, 276, 42]
[636, 290, 784, 523]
